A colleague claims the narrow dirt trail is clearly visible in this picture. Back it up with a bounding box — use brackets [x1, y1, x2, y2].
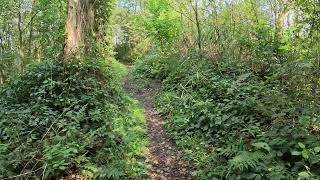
[123, 68, 194, 180]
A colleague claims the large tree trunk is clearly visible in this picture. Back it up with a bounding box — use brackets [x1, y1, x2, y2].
[64, 0, 95, 58]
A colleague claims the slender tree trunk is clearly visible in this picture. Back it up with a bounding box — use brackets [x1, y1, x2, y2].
[0, 30, 3, 52]
[18, 0, 25, 72]
[6, 22, 11, 50]
[1, 20, 5, 51]
[193, 0, 202, 59]
[250, 0, 259, 25]
[0, 67, 5, 84]
[312, 31, 320, 99]
[0, 29, 3, 84]
[28, 0, 36, 62]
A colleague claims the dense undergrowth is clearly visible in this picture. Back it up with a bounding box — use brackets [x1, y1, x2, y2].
[0, 59, 148, 179]
[131, 53, 320, 179]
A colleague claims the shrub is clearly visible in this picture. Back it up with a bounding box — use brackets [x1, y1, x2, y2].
[132, 51, 179, 81]
[0, 59, 147, 179]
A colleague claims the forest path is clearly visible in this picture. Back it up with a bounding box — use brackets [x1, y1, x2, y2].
[123, 66, 194, 180]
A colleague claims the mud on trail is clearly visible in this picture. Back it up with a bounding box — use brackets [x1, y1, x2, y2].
[123, 70, 194, 180]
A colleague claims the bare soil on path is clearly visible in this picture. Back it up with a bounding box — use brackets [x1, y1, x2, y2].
[123, 69, 194, 180]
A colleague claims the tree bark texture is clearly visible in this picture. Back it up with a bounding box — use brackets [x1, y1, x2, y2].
[64, 0, 95, 58]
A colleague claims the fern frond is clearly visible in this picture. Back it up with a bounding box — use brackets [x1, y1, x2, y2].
[220, 144, 243, 158]
[228, 151, 265, 172]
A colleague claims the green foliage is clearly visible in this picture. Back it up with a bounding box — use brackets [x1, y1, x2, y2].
[0, 59, 147, 179]
[112, 96, 149, 178]
[113, 8, 151, 64]
[132, 50, 179, 81]
[36, 0, 67, 58]
[228, 151, 265, 172]
[128, 0, 320, 179]
[132, 55, 320, 179]
[0, 0, 67, 79]
[145, 0, 182, 46]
